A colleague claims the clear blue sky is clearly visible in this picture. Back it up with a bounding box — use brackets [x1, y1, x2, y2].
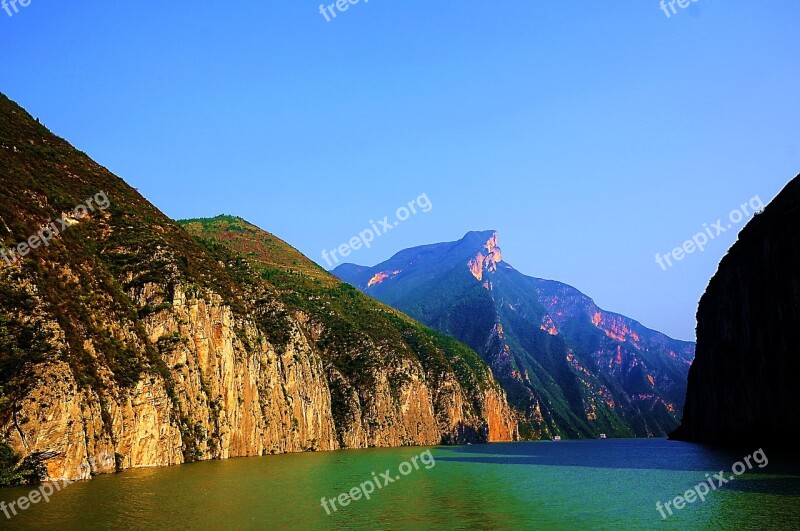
[2, 1, 799, 341]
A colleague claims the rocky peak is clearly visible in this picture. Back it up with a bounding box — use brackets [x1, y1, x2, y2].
[468, 231, 503, 281]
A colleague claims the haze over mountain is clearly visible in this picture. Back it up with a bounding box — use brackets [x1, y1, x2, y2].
[334, 231, 696, 439]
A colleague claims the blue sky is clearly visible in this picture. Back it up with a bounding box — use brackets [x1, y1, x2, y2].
[2, 1, 799, 340]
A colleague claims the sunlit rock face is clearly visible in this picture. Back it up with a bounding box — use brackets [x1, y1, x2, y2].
[468, 233, 503, 281]
[674, 175, 800, 447]
[367, 270, 402, 287]
[368, 272, 390, 287]
[540, 315, 559, 336]
[335, 230, 695, 440]
[591, 312, 641, 346]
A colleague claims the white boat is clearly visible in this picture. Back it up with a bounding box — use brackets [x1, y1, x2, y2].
[600, 433, 607, 439]
[553, 436, 562, 441]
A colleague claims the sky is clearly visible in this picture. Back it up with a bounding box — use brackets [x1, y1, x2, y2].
[1, 1, 799, 341]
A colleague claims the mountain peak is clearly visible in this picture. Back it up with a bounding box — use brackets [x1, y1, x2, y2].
[333, 230, 696, 439]
[461, 229, 498, 244]
[465, 230, 502, 282]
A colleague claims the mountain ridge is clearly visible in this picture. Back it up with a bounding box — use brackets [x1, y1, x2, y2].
[334, 230, 695, 439]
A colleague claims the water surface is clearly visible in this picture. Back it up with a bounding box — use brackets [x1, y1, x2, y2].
[2, 439, 799, 529]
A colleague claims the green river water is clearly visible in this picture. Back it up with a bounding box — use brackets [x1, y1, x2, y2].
[1, 439, 799, 530]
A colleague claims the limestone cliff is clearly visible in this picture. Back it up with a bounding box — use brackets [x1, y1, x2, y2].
[0, 93, 517, 484]
[673, 175, 800, 447]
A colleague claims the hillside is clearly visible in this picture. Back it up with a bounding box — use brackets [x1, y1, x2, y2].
[0, 93, 515, 484]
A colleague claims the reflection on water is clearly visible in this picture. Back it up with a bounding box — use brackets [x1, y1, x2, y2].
[1, 439, 799, 530]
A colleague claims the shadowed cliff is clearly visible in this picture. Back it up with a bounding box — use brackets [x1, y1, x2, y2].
[673, 174, 800, 447]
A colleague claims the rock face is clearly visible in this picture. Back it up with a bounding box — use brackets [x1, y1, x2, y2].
[0, 93, 516, 483]
[334, 230, 695, 439]
[468, 233, 502, 281]
[673, 175, 800, 446]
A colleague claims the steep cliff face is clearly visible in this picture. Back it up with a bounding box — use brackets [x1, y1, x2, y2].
[468, 233, 502, 282]
[0, 93, 516, 483]
[674, 175, 800, 446]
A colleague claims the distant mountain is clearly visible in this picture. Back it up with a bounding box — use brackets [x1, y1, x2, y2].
[0, 93, 515, 485]
[674, 175, 799, 447]
[334, 230, 695, 439]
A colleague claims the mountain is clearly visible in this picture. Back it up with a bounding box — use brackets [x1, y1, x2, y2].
[0, 93, 515, 485]
[334, 231, 695, 439]
[673, 175, 799, 447]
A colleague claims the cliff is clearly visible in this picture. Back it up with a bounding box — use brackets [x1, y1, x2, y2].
[0, 93, 516, 484]
[673, 174, 800, 446]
